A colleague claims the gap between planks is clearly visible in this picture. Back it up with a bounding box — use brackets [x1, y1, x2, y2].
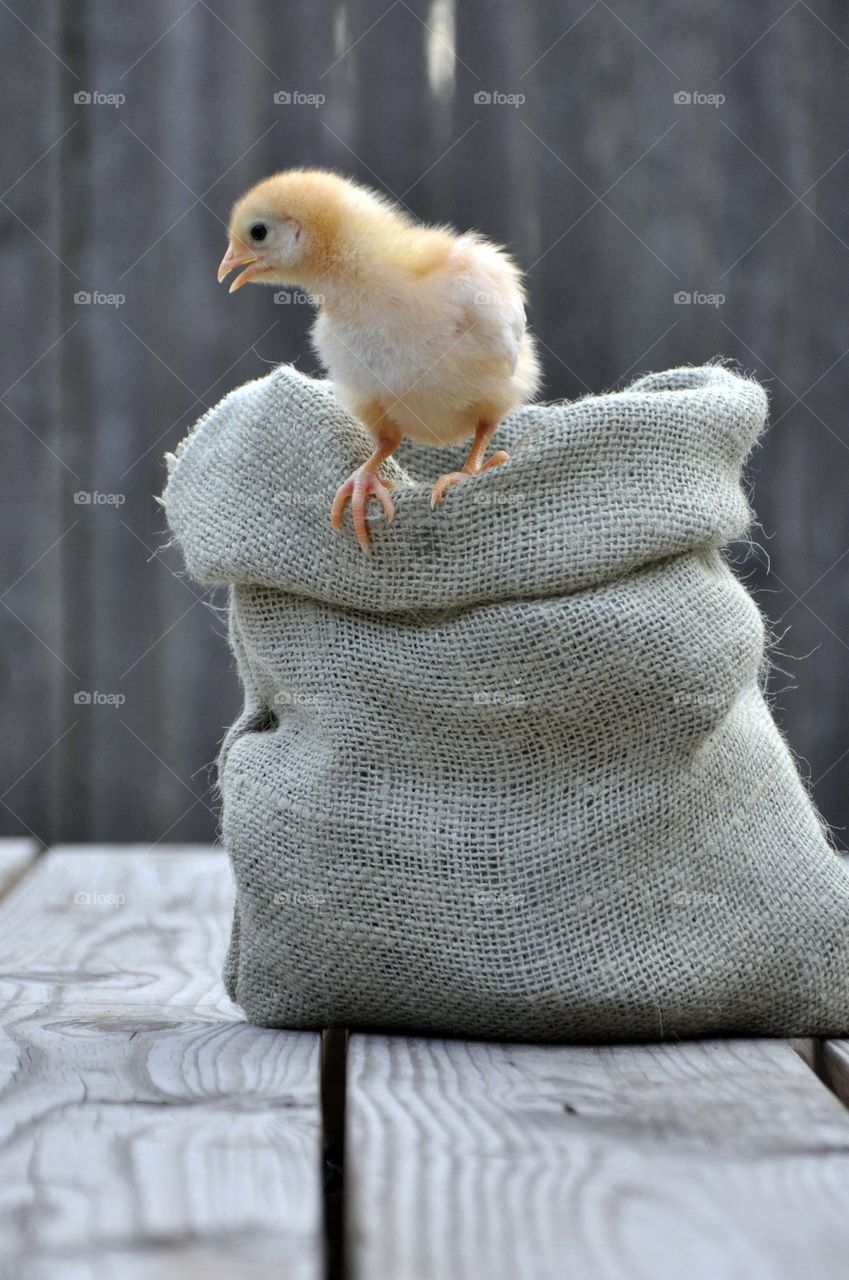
[321, 1028, 349, 1280]
[796, 1038, 849, 1111]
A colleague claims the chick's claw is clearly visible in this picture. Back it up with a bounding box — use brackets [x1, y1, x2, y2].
[331, 466, 396, 553]
[430, 470, 466, 507]
[483, 450, 510, 471]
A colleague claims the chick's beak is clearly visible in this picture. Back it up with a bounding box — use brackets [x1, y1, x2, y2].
[217, 239, 265, 293]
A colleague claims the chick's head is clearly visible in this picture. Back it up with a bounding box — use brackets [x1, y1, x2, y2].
[217, 169, 363, 293]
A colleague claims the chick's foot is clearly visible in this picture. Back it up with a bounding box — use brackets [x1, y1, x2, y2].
[331, 466, 396, 553]
[430, 449, 509, 507]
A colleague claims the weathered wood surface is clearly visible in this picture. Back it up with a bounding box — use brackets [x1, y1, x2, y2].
[1, 2, 848, 847]
[0, 847, 324, 1280]
[346, 1034, 849, 1280]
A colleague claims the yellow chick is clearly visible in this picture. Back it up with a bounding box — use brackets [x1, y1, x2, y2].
[218, 169, 541, 551]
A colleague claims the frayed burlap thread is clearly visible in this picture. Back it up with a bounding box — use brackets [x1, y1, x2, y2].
[164, 362, 849, 1041]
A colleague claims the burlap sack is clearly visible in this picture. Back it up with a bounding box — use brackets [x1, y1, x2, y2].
[164, 361, 849, 1040]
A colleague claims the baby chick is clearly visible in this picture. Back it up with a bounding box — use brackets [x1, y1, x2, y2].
[218, 169, 541, 551]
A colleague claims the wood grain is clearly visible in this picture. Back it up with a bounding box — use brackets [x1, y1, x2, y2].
[0, 848, 324, 1280]
[347, 1034, 849, 1280]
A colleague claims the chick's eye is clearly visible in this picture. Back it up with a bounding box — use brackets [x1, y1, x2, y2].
[249, 222, 268, 242]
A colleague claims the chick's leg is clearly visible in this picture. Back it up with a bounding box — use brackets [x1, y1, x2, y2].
[331, 429, 402, 553]
[431, 418, 508, 507]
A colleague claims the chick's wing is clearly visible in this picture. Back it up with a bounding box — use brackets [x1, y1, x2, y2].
[446, 237, 527, 375]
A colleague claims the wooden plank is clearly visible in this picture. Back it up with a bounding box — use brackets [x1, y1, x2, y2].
[0, 846, 233, 1013]
[0, 838, 38, 898]
[0, 848, 324, 1279]
[347, 1034, 849, 1280]
[0, 0, 68, 847]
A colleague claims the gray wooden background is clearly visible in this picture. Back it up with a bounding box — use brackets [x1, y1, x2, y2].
[2, 0, 847, 846]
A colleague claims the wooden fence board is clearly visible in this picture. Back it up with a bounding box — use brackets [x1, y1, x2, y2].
[1, 2, 848, 845]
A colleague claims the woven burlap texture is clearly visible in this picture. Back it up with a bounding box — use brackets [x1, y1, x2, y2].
[165, 361, 849, 1040]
